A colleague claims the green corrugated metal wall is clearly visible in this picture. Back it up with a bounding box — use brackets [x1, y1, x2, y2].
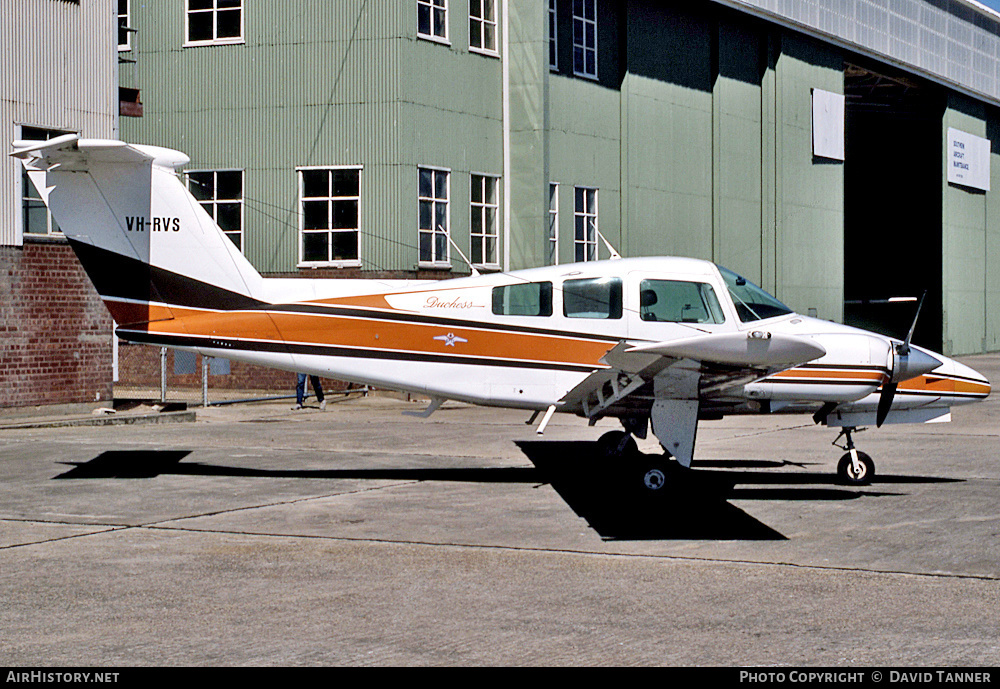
[119, 0, 1000, 354]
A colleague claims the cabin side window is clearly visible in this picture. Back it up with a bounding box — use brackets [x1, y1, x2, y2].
[492, 282, 553, 317]
[638, 279, 725, 324]
[563, 277, 622, 319]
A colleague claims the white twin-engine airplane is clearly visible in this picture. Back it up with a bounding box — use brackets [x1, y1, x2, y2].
[13, 135, 991, 490]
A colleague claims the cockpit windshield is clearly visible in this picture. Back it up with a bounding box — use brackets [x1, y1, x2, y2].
[717, 265, 793, 322]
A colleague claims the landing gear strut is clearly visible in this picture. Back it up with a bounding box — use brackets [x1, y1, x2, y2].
[833, 426, 875, 486]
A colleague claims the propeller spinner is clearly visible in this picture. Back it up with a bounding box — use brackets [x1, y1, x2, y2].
[876, 292, 941, 427]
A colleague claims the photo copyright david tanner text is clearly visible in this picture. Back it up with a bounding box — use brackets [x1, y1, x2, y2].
[6, 673, 119, 684]
[739, 671, 993, 684]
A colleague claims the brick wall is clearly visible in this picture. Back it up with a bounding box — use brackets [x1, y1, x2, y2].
[0, 241, 114, 408]
[1, 245, 419, 408]
[116, 343, 348, 393]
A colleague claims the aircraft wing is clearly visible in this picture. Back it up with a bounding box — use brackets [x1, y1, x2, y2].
[558, 330, 826, 467]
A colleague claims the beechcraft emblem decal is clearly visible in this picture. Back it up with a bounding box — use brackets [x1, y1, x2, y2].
[433, 333, 468, 347]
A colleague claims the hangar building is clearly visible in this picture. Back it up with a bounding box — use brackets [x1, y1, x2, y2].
[4, 0, 1000, 410]
[117, 0, 1000, 357]
[0, 0, 117, 410]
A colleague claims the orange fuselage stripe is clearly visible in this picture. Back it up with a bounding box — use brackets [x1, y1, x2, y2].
[142, 308, 615, 367]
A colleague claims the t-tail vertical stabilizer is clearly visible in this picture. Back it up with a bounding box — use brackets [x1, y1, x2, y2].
[11, 135, 265, 326]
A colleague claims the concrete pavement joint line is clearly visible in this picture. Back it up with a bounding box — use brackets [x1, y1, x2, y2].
[132, 479, 426, 528]
[8, 436, 526, 462]
[0, 479, 425, 549]
[0, 522, 129, 551]
[127, 523, 1000, 583]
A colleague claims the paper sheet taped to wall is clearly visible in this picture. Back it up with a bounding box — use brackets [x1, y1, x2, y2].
[812, 89, 845, 161]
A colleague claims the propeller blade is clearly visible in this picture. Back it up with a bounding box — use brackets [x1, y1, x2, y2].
[876, 382, 897, 427]
[901, 290, 927, 354]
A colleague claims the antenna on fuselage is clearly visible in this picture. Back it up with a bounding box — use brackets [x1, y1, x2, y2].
[596, 230, 622, 260]
[443, 225, 481, 277]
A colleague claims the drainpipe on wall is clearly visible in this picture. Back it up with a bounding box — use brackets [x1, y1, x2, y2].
[501, 0, 511, 272]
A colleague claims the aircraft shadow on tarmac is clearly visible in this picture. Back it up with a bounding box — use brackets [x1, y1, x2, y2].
[515, 441, 960, 541]
[54, 444, 960, 542]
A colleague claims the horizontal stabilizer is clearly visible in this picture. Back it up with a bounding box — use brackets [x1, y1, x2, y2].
[10, 133, 82, 159]
[11, 136, 189, 169]
[626, 331, 826, 368]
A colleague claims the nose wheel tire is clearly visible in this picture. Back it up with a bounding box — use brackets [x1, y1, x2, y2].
[837, 451, 874, 486]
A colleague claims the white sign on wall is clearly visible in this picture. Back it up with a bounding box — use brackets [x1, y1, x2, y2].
[812, 88, 845, 161]
[947, 127, 991, 192]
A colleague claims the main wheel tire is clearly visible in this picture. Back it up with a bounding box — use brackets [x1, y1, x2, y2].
[595, 430, 638, 459]
[837, 451, 874, 486]
[630, 456, 673, 496]
[640, 464, 668, 492]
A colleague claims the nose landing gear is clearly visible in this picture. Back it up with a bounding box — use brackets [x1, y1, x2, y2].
[833, 426, 875, 486]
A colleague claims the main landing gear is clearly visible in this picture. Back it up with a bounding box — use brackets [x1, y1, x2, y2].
[596, 430, 672, 496]
[832, 426, 875, 486]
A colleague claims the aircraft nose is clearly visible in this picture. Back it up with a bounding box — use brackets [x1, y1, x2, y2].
[966, 363, 991, 392]
[944, 356, 992, 399]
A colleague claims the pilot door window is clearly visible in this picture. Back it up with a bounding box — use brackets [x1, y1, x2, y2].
[563, 277, 622, 319]
[638, 279, 726, 324]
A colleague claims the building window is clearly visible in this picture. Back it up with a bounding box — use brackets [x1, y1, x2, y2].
[418, 167, 450, 266]
[574, 186, 597, 262]
[186, 0, 243, 46]
[548, 182, 559, 265]
[418, 0, 448, 43]
[20, 127, 71, 238]
[572, 0, 597, 79]
[549, 0, 558, 70]
[469, 0, 497, 54]
[188, 170, 244, 252]
[470, 174, 499, 267]
[118, 0, 132, 51]
[298, 167, 362, 266]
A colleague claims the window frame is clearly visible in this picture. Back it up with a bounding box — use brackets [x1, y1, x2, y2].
[572, 0, 597, 80]
[118, 0, 132, 52]
[548, 182, 559, 266]
[187, 168, 245, 254]
[574, 186, 598, 262]
[418, 166, 451, 269]
[417, 0, 450, 45]
[548, 0, 558, 71]
[19, 125, 75, 241]
[184, 0, 245, 48]
[469, 0, 499, 56]
[296, 165, 363, 268]
[470, 173, 500, 269]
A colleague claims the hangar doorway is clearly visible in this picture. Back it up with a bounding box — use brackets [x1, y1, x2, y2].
[843, 62, 943, 351]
